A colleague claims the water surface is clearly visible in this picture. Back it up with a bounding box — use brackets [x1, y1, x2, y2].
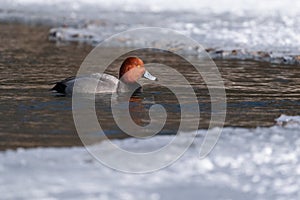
[1, 23, 300, 150]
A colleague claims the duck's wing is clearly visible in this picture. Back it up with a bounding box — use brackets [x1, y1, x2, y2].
[95, 73, 119, 93]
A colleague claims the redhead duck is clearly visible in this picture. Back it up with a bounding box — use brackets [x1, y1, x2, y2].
[51, 57, 157, 95]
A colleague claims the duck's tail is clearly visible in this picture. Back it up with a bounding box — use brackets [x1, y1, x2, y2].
[50, 82, 67, 94]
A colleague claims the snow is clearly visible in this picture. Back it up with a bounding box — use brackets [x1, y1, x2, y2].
[1, 115, 300, 200]
[4, 0, 300, 14]
[276, 114, 300, 126]
[2, 0, 300, 57]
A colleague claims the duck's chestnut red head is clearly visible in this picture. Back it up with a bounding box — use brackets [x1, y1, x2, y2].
[119, 57, 157, 83]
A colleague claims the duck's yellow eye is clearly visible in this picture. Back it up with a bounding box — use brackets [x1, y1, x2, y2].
[137, 65, 140, 68]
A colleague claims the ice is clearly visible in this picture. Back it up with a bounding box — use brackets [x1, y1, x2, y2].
[275, 114, 300, 127]
[2, 0, 300, 62]
[1, 116, 300, 199]
[3, 0, 300, 14]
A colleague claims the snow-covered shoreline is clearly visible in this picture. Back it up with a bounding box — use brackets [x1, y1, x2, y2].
[2, 0, 300, 65]
[1, 115, 300, 200]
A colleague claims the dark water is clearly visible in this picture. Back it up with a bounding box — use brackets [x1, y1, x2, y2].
[1, 23, 300, 150]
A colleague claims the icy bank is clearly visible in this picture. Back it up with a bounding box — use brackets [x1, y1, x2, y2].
[1, 115, 300, 200]
[2, 0, 300, 64]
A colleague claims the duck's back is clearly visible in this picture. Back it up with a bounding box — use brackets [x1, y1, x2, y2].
[51, 73, 119, 95]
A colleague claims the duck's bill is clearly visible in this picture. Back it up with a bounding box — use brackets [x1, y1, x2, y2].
[143, 70, 157, 81]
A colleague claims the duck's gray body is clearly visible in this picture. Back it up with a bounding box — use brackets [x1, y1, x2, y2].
[51, 73, 119, 95]
[51, 73, 143, 95]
